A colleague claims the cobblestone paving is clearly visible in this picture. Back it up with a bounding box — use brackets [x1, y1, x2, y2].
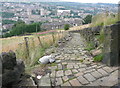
[48, 33, 119, 87]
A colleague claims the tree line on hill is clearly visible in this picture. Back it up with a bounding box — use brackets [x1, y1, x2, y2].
[2, 20, 43, 38]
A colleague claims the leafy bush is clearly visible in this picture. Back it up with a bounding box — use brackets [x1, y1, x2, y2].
[3, 33, 12, 38]
[83, 15, 92, 24]
[64, 24, 70, 30]
[93, 54, 103, 62]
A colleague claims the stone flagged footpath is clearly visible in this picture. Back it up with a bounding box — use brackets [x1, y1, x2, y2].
[43, 33, 119, 87]
[49, 62, 118, 87]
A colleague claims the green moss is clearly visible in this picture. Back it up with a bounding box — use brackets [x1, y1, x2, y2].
[68, 77, 76, 81]
[80, 59, 84, 63]
[50, 63, 57, 66]
[93, 54, 103, 62]
[55, 68, 59, 71]
[63, 77, 76, 83]
[84, 42, 95, 51]
[73, 72, 78, 74]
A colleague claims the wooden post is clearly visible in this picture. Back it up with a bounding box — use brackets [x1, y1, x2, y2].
[31, 37, 35, 51]
[52, 32, 55, 43]
[37, 36, 43, 48]
[24, 37, 30, 64]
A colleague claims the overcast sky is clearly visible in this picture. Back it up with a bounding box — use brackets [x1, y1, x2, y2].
[2, 0, 120, 3]
[61, 0, 119, 4]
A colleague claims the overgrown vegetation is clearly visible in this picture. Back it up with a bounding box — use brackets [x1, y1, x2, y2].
[96, 29, 105, 44]
[1, 31, 66, 68]
[93, 53, 103, 62]
[89, 12, 119, 51]
[84, 42, 95, 51]
[90, 13, 119, 27]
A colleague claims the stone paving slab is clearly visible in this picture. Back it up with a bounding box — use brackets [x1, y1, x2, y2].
[62, 76, 69, 82]
[56, 77, 63, 86]
[65, 70, 72, 76]
[56, 70, 64, 77]
[78, 68, 86, 72]
[69, 78, 82, 86]
[38, 73, 51, 86]
[84, 73, 96, 82]
[77, 76, 89, 85]
[97, 68, 108, 76]
[91, 71, 103, 79]
[72, 69, 78, 73]
[102, 66, 114, 73]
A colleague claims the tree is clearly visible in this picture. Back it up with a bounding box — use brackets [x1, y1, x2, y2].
[12, 20, 25, 28]
[83, 15, 92, 24]
[64, 24, 70, 30]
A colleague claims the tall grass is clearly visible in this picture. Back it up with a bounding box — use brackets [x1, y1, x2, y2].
[90, 13, 119, 27]
[1, 31, 66, 67]
[90, 13, 119, 46]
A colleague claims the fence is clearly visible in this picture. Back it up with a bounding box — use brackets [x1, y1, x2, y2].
[14, 30, 67, 67]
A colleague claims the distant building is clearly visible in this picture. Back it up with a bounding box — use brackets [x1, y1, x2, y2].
[40, 8, 45, 16]
[57, 10, 71, 16]
[40, 8, 50, 16]
[27, 9, 32, 16]
[41, 19, 82, 30]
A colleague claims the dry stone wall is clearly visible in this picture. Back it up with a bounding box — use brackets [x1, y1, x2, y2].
[70, 22, 120, 66]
